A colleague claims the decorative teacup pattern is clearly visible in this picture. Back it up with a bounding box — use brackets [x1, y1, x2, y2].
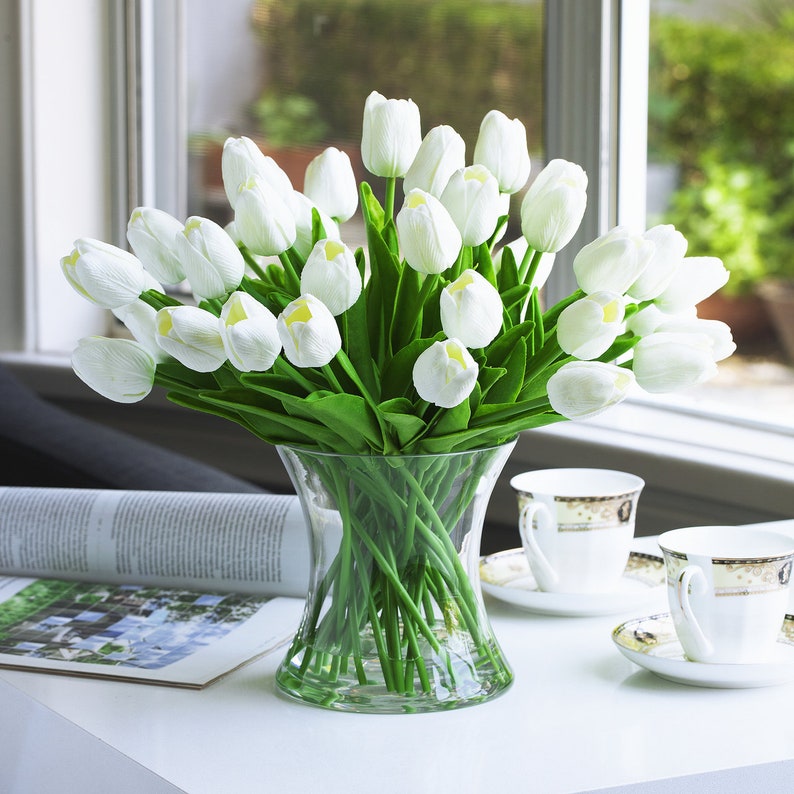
[663, 552, 793, 598]
[515, 492, 637, 532]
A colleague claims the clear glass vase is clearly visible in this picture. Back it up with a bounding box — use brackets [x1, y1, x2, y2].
[274, 441, 515, 714]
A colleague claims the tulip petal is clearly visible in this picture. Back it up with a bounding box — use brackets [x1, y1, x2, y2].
[71, 337, 156, 403]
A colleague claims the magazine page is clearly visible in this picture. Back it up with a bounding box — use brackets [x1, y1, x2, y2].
[0, 574, 304, 688]
[0, 488, 310, 597]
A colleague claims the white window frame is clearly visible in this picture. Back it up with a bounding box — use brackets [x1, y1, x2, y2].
[2, 0, 792, 524]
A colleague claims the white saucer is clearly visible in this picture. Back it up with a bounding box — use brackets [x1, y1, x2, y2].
[479, 549, 665, 617]
[612, 613, 794, 689]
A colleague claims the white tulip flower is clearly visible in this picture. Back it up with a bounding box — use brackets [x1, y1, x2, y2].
[234, 176, 298, 258]
[277, 294, 341, 368]
[361, 91, 422, 178]
[300, 239, 362, 316]
[556, 291, 626, 360]
[403, 125, 466, 198]
[222, 136, 293, 209]
[175, 216, 246, 300]
[472, 109, 531, 194]
[573, 226, 655, 296]
[287, 190, 341, 260]
[71, 337, 156, 404]
[155, 305, 227, 372]
[219, 291, 281, 372]
[547, 361, 635, 420]
[412, 339, 479, 408]
[112, 300, 169, 363]
[625, 303, 679, 337]
[654, 256, 730, 314]
[626, 224, 688, 301]
[304, 147, 358, 222]
[126, 207, 185, 285]
[440, 269, 503, 348]
[520, 159, 588, 253]
[396, 189, 462, 275]
[652, 317, 736, 362]
[440, 164, 502, 247]
[61, 238, 160, 309]
[632, 331, 718, 393]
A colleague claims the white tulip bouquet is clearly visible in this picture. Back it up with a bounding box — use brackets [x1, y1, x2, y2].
[62, 91, 734, 711]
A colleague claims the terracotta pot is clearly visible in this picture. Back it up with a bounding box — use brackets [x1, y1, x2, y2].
[696, 291, 774, 347]
[757, 280, 794, 364]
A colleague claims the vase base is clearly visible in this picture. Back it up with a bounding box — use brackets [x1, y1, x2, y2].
[275, 640, 513, 714]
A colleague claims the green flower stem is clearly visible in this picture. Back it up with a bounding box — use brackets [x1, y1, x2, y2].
[273, 358, 321, 394]
[384, 177, 397, 222]
[519, 247, 544, 286]
[138, 289, 183, 311]
[278, 251, 302, 294]
[335, 350, 397, 453]
[239, 247, 268, 280]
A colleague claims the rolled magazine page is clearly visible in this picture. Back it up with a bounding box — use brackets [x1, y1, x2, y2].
[0, 488, 309, 597]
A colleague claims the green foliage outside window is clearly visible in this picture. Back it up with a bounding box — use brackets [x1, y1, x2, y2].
[649, 11, 794, 294]
[250, 0, 544, 154]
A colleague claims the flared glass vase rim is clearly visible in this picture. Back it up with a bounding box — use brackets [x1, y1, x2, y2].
[276, 438, 518, 462]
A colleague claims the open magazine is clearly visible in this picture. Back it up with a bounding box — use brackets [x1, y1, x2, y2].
[0, 487, 310, 689]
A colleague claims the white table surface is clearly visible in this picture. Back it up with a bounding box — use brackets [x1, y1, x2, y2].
[2, 519, 794, 794]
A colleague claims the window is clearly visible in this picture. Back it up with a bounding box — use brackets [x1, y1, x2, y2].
[3, 0, 793, 516]
[643, 0, 794, 430]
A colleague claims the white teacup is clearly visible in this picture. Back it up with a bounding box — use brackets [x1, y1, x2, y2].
[510, 468, 644, 594]
[658, 526, 794, 664]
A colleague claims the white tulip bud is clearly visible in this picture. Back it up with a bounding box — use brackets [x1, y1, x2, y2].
[126, 207, 185, 285]
[440, 269, 503, 348]
[71, 337, 156, 404]
[219, 291, 281, 372]
[175, 216, 246, 300]
[573, 226, 655, 295]
[155, 306, 227, 372]
[556, 291, 626, 360]
[412, 338, 479, 408]
[547, 361, 635, 420]
[625, 303, 675, 338]
[649, 318, 736, 362]
[61, 238, 160, 309]
[404, 125, 466, 198]
[626, 224, 688, 301]
[520, 159, 588, 253]
[222, 136, 293, 209]
[112, 300, 169, 363]
[277, 294, 341, 368]
[472, 109, 531, 194]
[440, 164, 502, 247]
[304, 147, 359, 223]
[234, 176, 298, 257]
[632, 331, 718, 393]
[361, 91, 422, 178]
[396, 189, 462, 275]
[287, 190, 341, 260]
[300, 239, 362, 316]
[654, 256, 730, 314]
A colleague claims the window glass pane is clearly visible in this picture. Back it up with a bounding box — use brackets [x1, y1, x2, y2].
[647, 1, 794, 428]
[186, 0, 544, 247]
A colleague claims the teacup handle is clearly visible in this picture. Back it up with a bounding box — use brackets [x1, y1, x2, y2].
[519, 502, 558, 589]
[676, 565, 713, 659]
